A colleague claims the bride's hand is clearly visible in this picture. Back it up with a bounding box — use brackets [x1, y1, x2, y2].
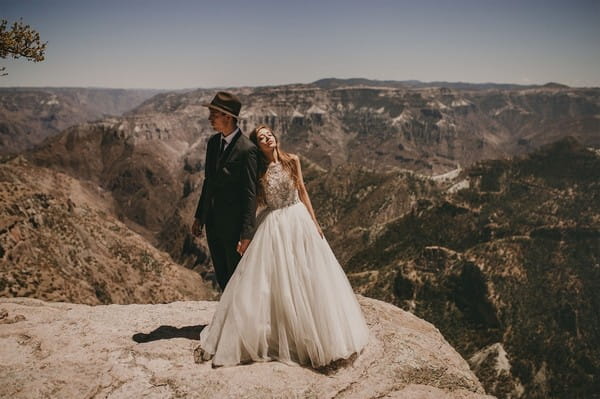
[237, 239, 251, 255]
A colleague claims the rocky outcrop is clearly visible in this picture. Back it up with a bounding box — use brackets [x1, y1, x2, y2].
[0, 295, 493, 398]
[26, 96, 214, 276]
[306, 164, 441, 265]
[0, 87, 165, 155]
[234, 84, 599, 173]
[343, 139, 600, 398]
[23, 82, 600, 275]
[0, 157, 214, 304]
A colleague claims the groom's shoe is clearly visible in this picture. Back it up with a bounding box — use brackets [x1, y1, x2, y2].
[193, 345, 213, 364]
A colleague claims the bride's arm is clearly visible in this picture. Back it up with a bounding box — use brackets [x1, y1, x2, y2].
[293, 155, 324, 238]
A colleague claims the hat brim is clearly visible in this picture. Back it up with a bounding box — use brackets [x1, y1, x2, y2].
[202, 103, 240, 119]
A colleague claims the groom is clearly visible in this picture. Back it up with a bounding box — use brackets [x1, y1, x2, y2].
[192, 91, 258, 290]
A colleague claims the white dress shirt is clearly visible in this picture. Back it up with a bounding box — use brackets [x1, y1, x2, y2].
[220, 128, 240, 153]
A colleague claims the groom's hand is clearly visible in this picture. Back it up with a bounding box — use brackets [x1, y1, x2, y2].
[237, 239, 251, 255]
[191, 219, 203, 237]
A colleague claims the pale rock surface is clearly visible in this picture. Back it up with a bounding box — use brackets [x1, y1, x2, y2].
[0, 295, 494, 399]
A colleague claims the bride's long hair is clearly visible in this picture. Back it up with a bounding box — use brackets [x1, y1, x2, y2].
[250, 125, 301, 206]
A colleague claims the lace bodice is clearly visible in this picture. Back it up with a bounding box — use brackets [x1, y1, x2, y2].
[263, 162, 300, 209]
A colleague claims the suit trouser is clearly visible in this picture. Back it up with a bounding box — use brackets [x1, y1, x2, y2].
[205, 222, 241, 291]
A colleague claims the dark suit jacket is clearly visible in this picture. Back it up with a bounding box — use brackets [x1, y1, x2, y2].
[195, 129, 258, 240]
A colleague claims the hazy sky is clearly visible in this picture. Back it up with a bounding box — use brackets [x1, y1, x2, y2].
[1, 0, 599, 89]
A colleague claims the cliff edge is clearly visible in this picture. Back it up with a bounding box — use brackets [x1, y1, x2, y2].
[0, 296, 494, 398]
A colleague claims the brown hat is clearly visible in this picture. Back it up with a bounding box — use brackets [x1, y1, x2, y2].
[202, 91, 242, 119]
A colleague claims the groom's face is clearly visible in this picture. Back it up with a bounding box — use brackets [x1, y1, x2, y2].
[209, 109, 230, 133]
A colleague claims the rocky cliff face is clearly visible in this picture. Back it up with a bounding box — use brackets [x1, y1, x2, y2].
[11, 82, 600, 176]
[24, 82, 600, 274]
[0, 87, 165, 155]
[0, 295, 493, 399]
[235, 84, 599, 173]
[305, 163, 442, 265]
[7, 81, 600, 398]
[0, 157, 213, 304]
[339, 139, 600, 398]
[26, 93, 215, 277]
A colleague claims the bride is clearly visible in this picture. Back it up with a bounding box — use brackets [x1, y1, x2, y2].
[195, 125, 369, 368]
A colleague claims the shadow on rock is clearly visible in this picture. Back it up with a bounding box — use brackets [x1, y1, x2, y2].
[132, 325, 206, 343]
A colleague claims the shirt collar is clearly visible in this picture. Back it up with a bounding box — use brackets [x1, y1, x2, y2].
[221, 128, 239, 145]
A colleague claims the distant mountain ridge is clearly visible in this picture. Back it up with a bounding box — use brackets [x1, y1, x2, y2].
[0, 87, 167, 155]
[2, 78, 595, 158]
[311, 77, 573, 90]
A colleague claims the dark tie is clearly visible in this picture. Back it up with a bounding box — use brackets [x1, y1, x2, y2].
[219, 137, 227, 155]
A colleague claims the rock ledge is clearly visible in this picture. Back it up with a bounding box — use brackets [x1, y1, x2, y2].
[0, 296, 494, 398]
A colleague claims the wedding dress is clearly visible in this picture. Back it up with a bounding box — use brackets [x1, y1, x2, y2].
[198, 162, 369, 367]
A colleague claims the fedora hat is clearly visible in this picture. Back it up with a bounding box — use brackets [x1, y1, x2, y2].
[202, 91, 241, 119]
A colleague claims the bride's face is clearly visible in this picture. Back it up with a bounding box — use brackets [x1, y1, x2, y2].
[256, 128, 277, 153]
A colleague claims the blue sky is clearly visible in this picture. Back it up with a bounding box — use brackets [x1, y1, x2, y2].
[1, 0, 599, 88]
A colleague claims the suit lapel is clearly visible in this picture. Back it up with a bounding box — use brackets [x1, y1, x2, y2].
[208, 134, 221, 176]
[217, 129, 242, 169]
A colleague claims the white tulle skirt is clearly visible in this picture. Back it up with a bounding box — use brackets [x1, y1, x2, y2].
[199, 201, 369, 368]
